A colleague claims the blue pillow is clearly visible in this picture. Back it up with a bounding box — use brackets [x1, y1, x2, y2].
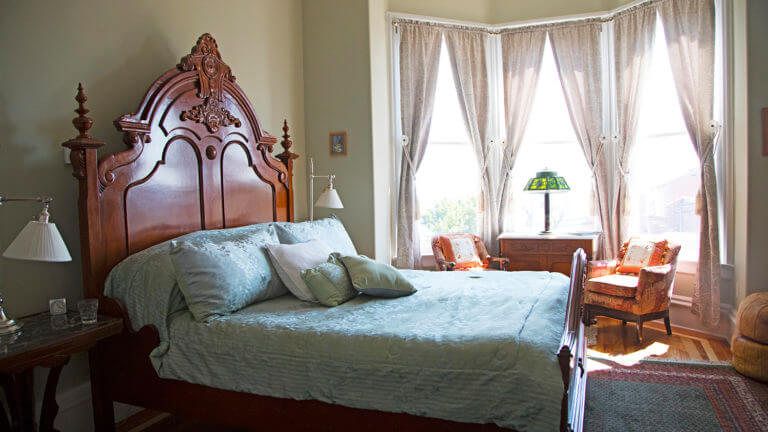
[273, 216, 357, 255]
[170, 224, 286, 321]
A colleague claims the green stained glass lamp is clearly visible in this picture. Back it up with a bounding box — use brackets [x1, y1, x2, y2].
[523, 169, 570, 234]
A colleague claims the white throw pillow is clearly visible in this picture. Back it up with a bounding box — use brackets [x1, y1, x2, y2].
[266, 239, 333, 302]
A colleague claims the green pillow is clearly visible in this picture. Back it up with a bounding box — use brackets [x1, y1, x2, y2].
[301, 257, 358, 307]
[338, 254, 416, 298]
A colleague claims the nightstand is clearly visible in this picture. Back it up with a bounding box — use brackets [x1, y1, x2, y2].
[498, 233, 599, 275]
[0, 311, 122, 432]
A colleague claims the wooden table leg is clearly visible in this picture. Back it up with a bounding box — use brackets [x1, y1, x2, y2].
[89, 347, 115, 432]
[0, 400, 10, 432]
[0, 373, 14, 431]
[39, 355, 70, 432]
[7, 369, 35, 432]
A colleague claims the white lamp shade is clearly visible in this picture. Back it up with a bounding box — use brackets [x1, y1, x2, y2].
[2, 221, 72, 262]
[315, 187, 343, 209]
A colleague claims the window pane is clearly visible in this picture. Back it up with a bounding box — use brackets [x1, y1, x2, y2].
[507, 37, 599, 234]
[629, 16, 700, 261]
[416, 41, 480, 252]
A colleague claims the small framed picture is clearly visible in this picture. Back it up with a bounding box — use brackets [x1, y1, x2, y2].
[329, 132, 347, 156]
[49, 298, 67, 315]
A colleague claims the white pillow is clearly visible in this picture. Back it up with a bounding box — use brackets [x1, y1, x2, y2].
[266, 239, 333, 302]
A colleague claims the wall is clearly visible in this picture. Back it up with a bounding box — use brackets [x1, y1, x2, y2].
[0, 0, 305, 429]
[301, 0, 376, 257]
[386, 0, 626, 24]
[369, 0, 395, 262]
[732, 0, 749, 309]
[745, 0, 768, 299]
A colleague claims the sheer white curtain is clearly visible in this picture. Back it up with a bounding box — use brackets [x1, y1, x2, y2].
[499, 29, 547, 238]
[443, 29, 496, 252]
[659, 0, 720, 326]
[395, 24, 443, 269]
[549, 22, 615, 258]
[613, 6, 657, 250]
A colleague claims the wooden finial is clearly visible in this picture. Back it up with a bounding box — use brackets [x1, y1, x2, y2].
[281, 120, 292, 151]
[72, 83, 94, 138]
[62, 83, 105, 180]
[276, 119, 299, 167]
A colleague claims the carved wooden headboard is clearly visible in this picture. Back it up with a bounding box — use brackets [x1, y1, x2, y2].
[62, 34, 299, 299]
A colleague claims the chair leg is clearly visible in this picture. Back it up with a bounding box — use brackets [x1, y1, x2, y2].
[664, 313, 672, 335]
[636, 319, 644, 342]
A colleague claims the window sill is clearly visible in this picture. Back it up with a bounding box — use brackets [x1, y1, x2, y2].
[677, 260, 697, 275]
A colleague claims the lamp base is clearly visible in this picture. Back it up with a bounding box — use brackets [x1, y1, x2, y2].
[539, 230, 553, 235]
[0, 318, 22, 335]
[0, 307, 22, 335]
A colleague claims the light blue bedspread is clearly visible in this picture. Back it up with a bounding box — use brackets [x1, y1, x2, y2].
[156, 270, 569, 431]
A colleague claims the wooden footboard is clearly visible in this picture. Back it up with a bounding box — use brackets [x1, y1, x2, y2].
[558, 248, 588, 432]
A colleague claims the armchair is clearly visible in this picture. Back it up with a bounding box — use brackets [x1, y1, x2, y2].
[431, 234, 509, 271]
[583, 240, 681, 341]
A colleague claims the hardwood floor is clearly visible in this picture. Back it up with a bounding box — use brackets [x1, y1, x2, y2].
[588, 316, 731, 362]
[116, 318, 731, 432]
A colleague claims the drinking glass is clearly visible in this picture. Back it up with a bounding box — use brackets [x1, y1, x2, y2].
[77, 299, 98, 324]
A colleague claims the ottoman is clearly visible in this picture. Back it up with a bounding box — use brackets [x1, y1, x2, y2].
[732, 292, 768, 382]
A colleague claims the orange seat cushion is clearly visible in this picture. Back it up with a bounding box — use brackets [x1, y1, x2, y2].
[586, 274, 639, 298]
[616, 238, 668, 274]
[437, 234, 484, 270]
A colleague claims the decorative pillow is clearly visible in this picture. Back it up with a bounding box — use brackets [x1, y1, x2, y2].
[273, 216, 357, 255]
[266, 240, 334, 302]
[338, 254, 416, 298]
[170, 227, 286, 321]
[437, 234, 483, 269]
[616, 238, 668, 274]
[301, 257, 358, 307]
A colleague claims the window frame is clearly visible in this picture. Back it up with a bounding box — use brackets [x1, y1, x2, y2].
[387, 2, 732, 270]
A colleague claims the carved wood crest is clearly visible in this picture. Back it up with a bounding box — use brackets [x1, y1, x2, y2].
[178, 33, 242, 133]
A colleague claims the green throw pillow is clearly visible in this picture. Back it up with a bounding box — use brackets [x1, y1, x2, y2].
[338, 254, 416, 298]
[301, 257, 358, 307]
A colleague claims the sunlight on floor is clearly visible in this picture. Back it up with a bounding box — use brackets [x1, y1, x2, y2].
[587, 341, 670, 370]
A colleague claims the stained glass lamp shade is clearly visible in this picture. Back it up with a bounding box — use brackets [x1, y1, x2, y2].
[523, 170, 570, 233]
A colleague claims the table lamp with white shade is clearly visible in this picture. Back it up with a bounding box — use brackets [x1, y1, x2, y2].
[0, 196, 71, 334]
[309, 157, 343, 221]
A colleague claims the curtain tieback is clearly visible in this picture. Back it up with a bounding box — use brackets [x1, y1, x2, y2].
[709, 120, 722, 155]
[400, 135, 418, 179]
[400, 135, 421, 220]
[617, 162, 630, 179]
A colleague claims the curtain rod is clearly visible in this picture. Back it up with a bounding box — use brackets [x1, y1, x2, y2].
[389, 0, 662, 33]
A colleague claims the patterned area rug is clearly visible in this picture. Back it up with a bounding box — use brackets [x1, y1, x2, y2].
[586, 361, 768, 432]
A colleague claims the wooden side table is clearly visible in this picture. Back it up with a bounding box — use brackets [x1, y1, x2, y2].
[0, 311, 122, 432]
[498, 233, 599, 275]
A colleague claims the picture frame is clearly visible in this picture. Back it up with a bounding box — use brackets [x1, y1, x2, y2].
[329, 132, 347, 156]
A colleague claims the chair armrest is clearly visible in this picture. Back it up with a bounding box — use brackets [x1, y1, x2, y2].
[487, 256, 510, 270]
[638, 264, 673, 284]
[636, 264, 675, 301]
[587, 260, 616, 279]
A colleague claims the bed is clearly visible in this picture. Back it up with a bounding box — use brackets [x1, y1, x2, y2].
[62, 33, 587, 432]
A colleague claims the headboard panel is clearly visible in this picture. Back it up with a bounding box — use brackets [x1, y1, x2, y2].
[62, 34, 298, 299]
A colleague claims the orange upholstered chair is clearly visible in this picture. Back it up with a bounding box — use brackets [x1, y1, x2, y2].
[431, 234, 509, 271]
[583, 238, 681, 341]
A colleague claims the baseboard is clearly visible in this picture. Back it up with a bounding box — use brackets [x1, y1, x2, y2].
[33, 381, 141, 432]
[667, 294, 733, 340]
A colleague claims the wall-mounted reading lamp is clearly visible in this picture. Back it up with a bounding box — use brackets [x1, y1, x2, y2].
[309, 158, 343, 221]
